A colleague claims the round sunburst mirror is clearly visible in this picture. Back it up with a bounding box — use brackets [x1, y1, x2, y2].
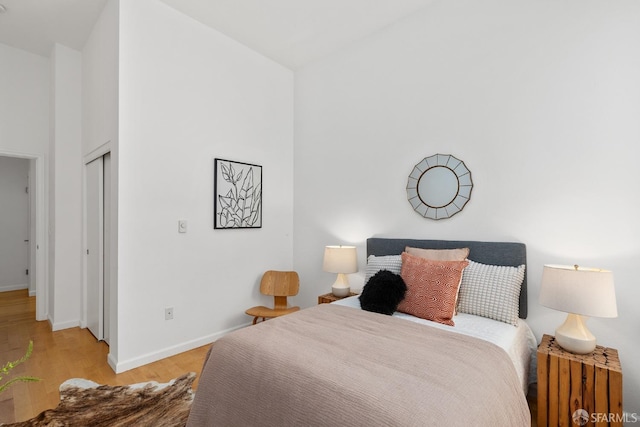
[406, 154, 473, 220]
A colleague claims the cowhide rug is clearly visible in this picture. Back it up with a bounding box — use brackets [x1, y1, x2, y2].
[5, 372, 195, 427]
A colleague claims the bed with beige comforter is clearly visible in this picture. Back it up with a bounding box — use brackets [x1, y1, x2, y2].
[187, 303, 530, 426]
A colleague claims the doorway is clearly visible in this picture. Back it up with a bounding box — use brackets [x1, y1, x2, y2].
[0, 156, 30, 293]
[85, 152, 111, 344]
[0, 152, 45, 321]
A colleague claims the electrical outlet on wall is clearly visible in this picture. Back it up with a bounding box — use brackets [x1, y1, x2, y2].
[165, 307, 174, 320]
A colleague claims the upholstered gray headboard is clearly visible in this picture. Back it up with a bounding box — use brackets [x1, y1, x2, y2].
[367, 238, 528, 319]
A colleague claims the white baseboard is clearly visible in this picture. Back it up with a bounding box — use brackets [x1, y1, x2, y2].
[51, 319, 81, 331]
[111, 322, 251, 374]
[0, 284, 28, 293]
[107, 352, 118, 373]
[29, 289, 36, 297]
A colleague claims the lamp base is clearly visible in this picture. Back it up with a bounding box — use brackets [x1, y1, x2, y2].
[331, 273, 351, 297]
[555, 313, 596, 354]
[331, 285, 351, 297]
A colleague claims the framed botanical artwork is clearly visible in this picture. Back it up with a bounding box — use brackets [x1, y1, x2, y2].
[214, 158, 262, 229]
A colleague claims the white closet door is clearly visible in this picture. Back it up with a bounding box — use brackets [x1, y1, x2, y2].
[86, 156, 104, 341]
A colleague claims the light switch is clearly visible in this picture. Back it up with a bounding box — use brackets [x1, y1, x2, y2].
[178, 220, 187, 233]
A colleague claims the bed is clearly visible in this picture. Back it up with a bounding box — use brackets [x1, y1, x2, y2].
[187, 238, 536, 427]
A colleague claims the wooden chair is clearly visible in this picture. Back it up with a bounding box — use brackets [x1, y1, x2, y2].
[245, 271, 300, 325]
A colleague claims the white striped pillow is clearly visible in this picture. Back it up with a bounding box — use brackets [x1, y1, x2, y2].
[457, 260, 525, 326]
[364, 255, 402, 284]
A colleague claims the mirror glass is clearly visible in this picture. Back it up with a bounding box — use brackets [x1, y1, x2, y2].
[406, 154, 473, 220]
[418, 166, 458, 207]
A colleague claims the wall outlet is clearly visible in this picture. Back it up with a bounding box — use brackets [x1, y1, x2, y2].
[165, 307, 174, 320]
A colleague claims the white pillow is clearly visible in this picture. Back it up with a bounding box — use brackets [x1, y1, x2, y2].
[364, 255, 402, 284]
[457, 260, 525, 326]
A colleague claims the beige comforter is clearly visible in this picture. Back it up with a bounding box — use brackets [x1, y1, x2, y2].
[187, 304, 530, 427]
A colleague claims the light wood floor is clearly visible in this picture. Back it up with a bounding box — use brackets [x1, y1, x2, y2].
[0, 289, 210, 424]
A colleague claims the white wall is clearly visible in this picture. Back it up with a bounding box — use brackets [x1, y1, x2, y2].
[294, 0, 640, 413]
[0, 156, 30, 291]
[82, 0, 119, 156]
[0, 42, 49, 319]
[82, 0, 120, 362]
[47, 44, 83, 331]
[113, 0, 294, 371]
[0, 44, 49, 154]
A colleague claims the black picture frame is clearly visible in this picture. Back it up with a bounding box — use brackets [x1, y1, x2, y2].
[214, 158, 262, 229]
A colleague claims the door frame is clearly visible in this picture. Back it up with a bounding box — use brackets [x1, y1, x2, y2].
[0, 149, 47, 321]
[82, 141, 113, 336]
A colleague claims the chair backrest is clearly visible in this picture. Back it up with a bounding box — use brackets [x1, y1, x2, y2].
[260, 271, 300, 297]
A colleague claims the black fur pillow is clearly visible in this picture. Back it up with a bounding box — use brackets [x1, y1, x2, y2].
[359, 270, 407, 315]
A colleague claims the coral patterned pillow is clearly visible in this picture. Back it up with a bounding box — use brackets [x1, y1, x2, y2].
[397, 252, 469, 326]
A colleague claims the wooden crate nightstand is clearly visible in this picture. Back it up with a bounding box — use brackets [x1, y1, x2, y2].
[317, 292, 357, 304]
[537, 334, 623, 427]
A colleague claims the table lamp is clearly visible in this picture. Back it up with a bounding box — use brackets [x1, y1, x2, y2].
[323, 245, 358, 297]
[539, 264, 617, 354]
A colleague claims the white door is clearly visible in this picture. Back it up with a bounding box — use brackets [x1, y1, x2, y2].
[0, 156, 30, 291]
[86, 156, 104, 341]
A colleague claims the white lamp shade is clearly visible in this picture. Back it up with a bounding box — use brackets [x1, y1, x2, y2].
[539, 264, 617, 318]
[323, 246, 358, 274]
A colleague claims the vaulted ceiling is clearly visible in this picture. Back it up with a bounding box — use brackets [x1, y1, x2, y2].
[0, 0, 435, 69]
[0, 0, 109, 57]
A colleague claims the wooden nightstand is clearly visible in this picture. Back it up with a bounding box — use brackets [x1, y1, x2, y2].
[537, 334, 623, 427]
[317, 292, 357, 304]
